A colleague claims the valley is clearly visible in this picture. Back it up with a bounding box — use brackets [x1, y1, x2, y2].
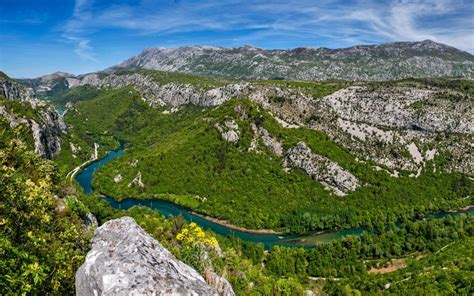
[77, 143, 474, 249]
[1, 39, 473, 295]
[53, 71, 472, 234]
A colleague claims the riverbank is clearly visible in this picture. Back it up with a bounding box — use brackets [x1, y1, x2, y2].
[460, 205, 474, 211]
[191, 211, 284, 235]
[66, 143, 99, 180]
[76, 146, 474, 248]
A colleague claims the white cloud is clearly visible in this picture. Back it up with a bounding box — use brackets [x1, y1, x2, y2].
[63, 0, 98, 62]
[61, 0, 474, 53]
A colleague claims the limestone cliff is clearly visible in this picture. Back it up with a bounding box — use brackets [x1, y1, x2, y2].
[284, 142, 359, 196]
[0, 75, 65, 159]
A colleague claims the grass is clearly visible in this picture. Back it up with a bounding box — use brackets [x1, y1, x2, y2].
[252, 79, 348, 99]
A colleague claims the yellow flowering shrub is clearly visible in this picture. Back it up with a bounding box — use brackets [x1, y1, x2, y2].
[0, 138, 90, 294]
[175, 222, 219, 273]
[176, 222, 218, 249]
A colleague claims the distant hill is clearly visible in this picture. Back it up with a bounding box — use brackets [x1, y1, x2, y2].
[17, 71, 75, 97]
[109, 40, 474, 81]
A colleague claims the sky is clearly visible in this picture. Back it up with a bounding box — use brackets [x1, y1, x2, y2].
[1, 0, 473, 78]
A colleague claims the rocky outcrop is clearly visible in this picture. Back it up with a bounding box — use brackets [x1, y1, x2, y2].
[30, 106, 66, 158]
[284, 142, 359, 196]
[113, 174, 122, 183]
[84, 212, 98, 229]
[0, 106, 29, 128]
[0, 76, 65, 159]
[76, 217, 221, 296]
[67, 72, 249, 107]
[128, 171, 144, 188]
[256, 125, 283, 156]
[1, 76, 34, 102]
[309, 84, 474, 174]
[205, 270, 235, 296]
[249, 123, 283, 156]
[319, 86, 473, 134]
[215, 120, 240, 143]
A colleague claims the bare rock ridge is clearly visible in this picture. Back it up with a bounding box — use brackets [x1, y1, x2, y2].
[65, 72, 248, 107]
[109, 40, 474, 81]
[0, 75, 65, 159]
[1, 74, 34, 102]
[64, 70, 473, 174]
[284, 142, 359, 196]
[76, 217, 232, 296]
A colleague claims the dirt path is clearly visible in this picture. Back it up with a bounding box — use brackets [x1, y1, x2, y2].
[66, 143, 99, 180]
[368, 259, 406, 274]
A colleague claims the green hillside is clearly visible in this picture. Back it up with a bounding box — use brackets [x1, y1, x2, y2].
[60, 81, 472, 232]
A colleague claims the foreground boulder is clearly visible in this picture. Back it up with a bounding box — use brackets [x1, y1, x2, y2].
[76, 216, 219, 295]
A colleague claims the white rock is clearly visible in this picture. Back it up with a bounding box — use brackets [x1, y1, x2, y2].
[75, 217, 222, 296]
[284, 142, 359, 196]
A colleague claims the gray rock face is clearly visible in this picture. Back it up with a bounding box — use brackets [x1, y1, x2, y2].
[249, 123, 284, 156]
[256, 125, 283, 156]
[319, 86, 474, 134]
[76, 217, 220, 296]
[0, 76, 65, 159]
[69, 72, 249, 107]
[1, 77, 34, 102]
[84, 212, 98, 229]
[284, 142, 359, 196]
[204, 270, 235, 296]
[215, 120, 240, 143]
[0, 106, 29, 128]
[309, 85, 474, 173]
[110, 40, 474, 81]
[31, 106, 66, 158]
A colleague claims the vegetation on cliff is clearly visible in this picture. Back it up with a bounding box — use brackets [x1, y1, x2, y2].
[0, 137, 90, 294]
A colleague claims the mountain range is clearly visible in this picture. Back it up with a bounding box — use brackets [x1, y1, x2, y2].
[110, 40, 474, 81]
[17, 40, 474, 96]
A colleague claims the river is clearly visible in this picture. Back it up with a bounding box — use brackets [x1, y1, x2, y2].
[76, 146, 473, 248]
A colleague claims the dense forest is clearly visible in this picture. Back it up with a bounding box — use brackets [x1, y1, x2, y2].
[1, 74, 473, 294]
[81, 195, 474, 295]
[58, 84, 473, 233]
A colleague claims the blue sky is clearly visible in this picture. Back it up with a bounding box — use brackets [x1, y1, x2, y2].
[1, 0, 473, 78]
